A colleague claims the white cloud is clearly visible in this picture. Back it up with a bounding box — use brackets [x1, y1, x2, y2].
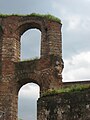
[21, 29, 41, 60]
[51, 0, 90, 32]
[81, 17, 90, 32]
[18, 83, 40, 120]
[51, 1, 67, 17]
[63, 51, 90, 81]
[66, 15, 81, 31]
[19, 83, 40, 99]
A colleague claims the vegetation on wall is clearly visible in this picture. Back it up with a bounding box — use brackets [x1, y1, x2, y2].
[20, 57, 39, 62]
[28, 13, 61, 23]
[18, 118, 23, 120]
[42, 84, 90, 97]
[0, 13, 61, 23]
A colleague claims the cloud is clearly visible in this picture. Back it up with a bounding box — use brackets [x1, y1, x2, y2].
[19, 83, 40, 99]
[63, 51, 90, 81]
[52, 0, 90, 16]
[65, 15, 90, 32]
[0, 0, 53, 14]
[18, 83, 40, 120]
[49, 1, 90, 60]
[21, 29, 41, 60]
[66, 15, 81, 31]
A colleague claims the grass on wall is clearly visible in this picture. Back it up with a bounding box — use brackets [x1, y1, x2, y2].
[0, 13, 61, 23]
[28, 13, 61, 23]
[20, 57, 39, 62]
[42, 84, 90, 97]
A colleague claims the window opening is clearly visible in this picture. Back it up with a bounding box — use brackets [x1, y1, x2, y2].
[18, 83, 40, 120]
[21, 29, 41, 60]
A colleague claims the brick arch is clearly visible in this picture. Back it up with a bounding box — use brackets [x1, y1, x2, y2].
[18, 23, 42, 59]
[17, 22, 42, 36]
[15, 57, 52, 94]
[17, 78, 41, 93]
[14, 17, 48, 60]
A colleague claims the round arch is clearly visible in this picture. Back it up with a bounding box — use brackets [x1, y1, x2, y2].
[18, 79, 41, 91]
[21, 28, 41, 60]
[18, 82, 40, 120]
[18, 22, 42, 36]
[14, 20, 47, 61]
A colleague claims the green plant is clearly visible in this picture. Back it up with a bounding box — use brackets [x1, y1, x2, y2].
[42, 84, 90, 97]
[28, 13, 61, 23]
[20, 57, 39, 62]
[0, 13, 61, 23]
[18, 118, 23, 120]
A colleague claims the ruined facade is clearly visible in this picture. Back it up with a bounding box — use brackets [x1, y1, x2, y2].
[0, 14, 90, 120]
[0, 14, 63, 120]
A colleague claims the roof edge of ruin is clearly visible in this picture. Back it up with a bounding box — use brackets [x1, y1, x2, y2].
[0, 13, 61, 23]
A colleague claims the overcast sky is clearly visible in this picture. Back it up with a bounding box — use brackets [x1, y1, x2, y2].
[0, 0, 90, 120]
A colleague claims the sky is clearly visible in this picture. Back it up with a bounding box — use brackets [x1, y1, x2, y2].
[0, 0, 90, 120]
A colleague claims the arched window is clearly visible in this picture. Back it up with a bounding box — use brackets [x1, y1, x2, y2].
[21, 29, 41, 60]
[18, 83, 40, 120]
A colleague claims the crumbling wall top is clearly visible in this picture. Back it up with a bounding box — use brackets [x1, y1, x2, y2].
[0, 13, 61, 23]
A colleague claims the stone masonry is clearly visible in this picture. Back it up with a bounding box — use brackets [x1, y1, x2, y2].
[0, 15, 63, 120]
[37, 88, 90, 120]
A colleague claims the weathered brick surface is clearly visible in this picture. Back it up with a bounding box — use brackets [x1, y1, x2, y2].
[15, 55, 63, 94]
[0, 81, 18, 120]
[0, 15, 63, 120]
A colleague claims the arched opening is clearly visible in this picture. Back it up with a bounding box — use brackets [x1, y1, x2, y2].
[20, 29, 41, 60]
[18, 83, 40, 120]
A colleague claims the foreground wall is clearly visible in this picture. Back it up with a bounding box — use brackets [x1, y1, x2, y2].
[37, 89, 90, 120]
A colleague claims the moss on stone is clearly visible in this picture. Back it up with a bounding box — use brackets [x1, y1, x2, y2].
[28, 13, 61, 23]
[42, 84, 90, 97]
[20, 57, 39, 62]
[0, 13, 61, 23]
